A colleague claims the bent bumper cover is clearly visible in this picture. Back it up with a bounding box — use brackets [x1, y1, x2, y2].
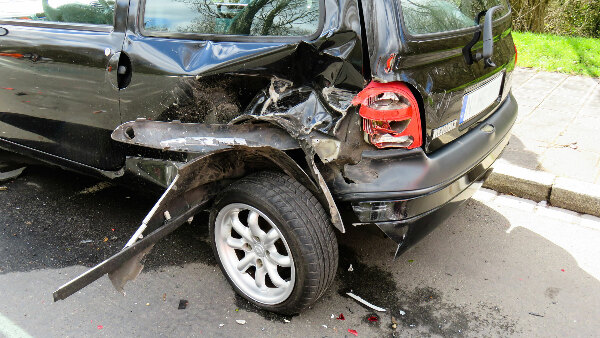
[333, 93, 518, 254]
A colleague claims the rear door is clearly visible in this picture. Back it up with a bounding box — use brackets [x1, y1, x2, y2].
[117, 0, 322, 125]
[362, 0, 516, 153]
[0, 0, 127, 170]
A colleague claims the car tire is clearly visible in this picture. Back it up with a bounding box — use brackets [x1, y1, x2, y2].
[209, 171, 338, 314]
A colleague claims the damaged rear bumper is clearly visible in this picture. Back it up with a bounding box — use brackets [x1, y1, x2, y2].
[333, 93, 518, 255]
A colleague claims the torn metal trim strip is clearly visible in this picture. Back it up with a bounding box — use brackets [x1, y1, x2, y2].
[52, 204, 202, 302]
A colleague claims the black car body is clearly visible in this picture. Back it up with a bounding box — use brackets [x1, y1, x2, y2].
[0, 0, 517, 313]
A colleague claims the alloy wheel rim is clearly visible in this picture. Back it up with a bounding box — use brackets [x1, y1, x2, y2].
[215, 203, 295, 305]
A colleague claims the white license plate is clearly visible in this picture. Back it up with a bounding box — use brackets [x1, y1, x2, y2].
[460, 74, 503, 124]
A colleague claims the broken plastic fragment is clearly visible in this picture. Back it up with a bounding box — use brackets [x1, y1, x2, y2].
[283, 319, 291, 323]
[0, 166, 26, 182]
[399, 310, 406, 316]
[330, 314, 335, 319]
[164, 211, 172, 221]
[346, 292, 386, 312]
[337, 313, 345, 320]
[79, 240, 93, 244]
[348, 329, 358, 336]
[97, 325, 103, 330]
[348, 264, 354, 272]
[561, 269, 565, 272]
[322, 325, 328, 328]
[368, 316, 378, 322]
[236, 320, 246, 325]
[178, 299, 188, 309]
[219, 324, 224, 328]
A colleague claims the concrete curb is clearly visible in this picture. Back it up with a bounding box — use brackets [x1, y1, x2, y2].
[483, 159, 600, 217]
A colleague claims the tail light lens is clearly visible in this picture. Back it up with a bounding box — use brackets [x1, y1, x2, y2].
[352, 82, 422, 149]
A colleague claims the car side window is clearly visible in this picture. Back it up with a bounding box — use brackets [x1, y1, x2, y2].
[143, 0, 321, 37]
[0, 0, 115, 26]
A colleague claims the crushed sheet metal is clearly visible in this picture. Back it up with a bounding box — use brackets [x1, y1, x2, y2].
[310, 159, 345, 233]
[346, 292, 386, 312]
[53, 146, 323, 300]
[112, 119, 300, 153]
[108, 245, 154, 294]
[160, 137, 248, 148]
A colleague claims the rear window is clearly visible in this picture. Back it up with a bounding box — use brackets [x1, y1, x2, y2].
[398, 0, 510, 35]
[143, 0, 321, 37]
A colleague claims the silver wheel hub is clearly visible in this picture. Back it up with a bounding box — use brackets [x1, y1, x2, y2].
[214, 203, 295, 305]
[254, 243, 266, 257]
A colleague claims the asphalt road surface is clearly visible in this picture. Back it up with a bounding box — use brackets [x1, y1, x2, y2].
[1, 166, 599, 337]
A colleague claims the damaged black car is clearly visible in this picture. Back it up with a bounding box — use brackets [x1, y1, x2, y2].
[0, 0, 517, 314]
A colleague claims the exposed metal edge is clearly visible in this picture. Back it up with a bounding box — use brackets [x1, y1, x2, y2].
[52, 205, 201, 302]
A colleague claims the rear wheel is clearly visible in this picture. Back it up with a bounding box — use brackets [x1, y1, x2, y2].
[209, 171, 338, 314]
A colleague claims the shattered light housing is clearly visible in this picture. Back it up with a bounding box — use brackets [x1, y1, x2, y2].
[352, 82, 423, 149]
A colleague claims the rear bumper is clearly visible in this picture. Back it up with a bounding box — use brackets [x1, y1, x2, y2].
[331, 92, 518, 254]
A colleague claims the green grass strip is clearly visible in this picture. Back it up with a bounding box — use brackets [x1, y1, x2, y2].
[513, 31, 600, 77]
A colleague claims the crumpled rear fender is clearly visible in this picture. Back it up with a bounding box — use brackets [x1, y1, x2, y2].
[53, 122, 344, 301]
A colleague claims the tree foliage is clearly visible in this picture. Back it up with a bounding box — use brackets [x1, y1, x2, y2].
[509, 0, 600, 38]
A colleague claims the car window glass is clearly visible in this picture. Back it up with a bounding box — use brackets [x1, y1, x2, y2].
[398, 0, 510, 35]
[0, 0, 115, 25]
[143, 0, 320, 37]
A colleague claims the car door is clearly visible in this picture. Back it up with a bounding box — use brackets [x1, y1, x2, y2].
[0, 0, 128, 170]
[117, 0, 323, 125]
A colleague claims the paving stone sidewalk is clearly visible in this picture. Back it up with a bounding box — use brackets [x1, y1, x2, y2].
[484, 68, 600, 216]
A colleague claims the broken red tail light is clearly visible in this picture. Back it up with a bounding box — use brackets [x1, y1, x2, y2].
[352, 82, 422, 149]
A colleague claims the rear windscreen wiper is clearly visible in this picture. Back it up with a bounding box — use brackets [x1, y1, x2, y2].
[463, 5, 504, 68]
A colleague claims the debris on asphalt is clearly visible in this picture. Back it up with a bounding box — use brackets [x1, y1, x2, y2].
[0, 165, 26, 182]
[346, 292, 386, 312]
[77, 181, 112, 195]
[219, 323, 224, 328]
[330, 314, 335, 319]
[368, 316, 378, 322]
[391, 316, 398, 330]
[97, 325, 103, 330]
[529, 312, 544, 317]
[236, 320, 246, 325]
[399, 310, 406, 316]
[561, 269, 565, 272]
[348, 329, 358, 336]
[348, 264, 354, 272]
[146, 303, 150, 306]
[283, 319, 291, 323]
[337, 313, 345, 320]
[0, 186, 7, 191]
[408, 259, 414, 263]
[103, 237, 109, 242]
[322, 325, 328, 328]
[178, 299, 188, 309]
[79, 240, 93, 244]
[163, 293, 166, 302]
